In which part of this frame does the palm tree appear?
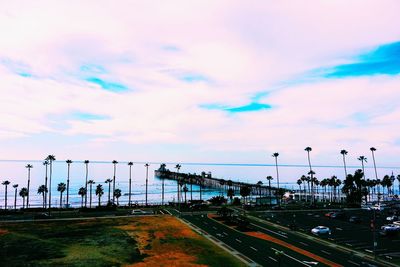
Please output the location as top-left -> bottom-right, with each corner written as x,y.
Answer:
300,175 -> 307,201
57,182 -> 66,208
319,179 -> 327,202
88,180 -> 95,208
114,188 -> 122,205
370,148 -> 379,185
183,185 -> 188,204
266,176 -> 273,205
45,155 -> 56,210
13,184 -> 18,210
304,147 -> 314,204
66,159 -> 72,208
2,181 -> 10,209
397,175 -> 400,196
96,184 -> 104,207
37,185 -> 48,208
25,164 -> 33,208
112,160 -> 118,203
19,187 -> 28,209
240,185 -> 251,205
357,156 -> 367,202
227,188 -> 235,203
175,164 -> 181,205
84,160 -> 89,207
296,179 -> 302,201
145,163 -> 149,206
160,163 -> 166,205
78,187 -> 86,208
105,179 -> 113,204
128,162 -> 133,206
272,152 -> 280,206
43,160 -> 49,208
340,150 -> 348,178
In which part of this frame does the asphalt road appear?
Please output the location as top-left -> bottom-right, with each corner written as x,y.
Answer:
181,213 -> 387,267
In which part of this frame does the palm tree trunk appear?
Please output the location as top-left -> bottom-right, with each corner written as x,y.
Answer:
60,192 -> 62,208
112,165 -> 116,203
89,184 -> 92,208
4,185 -> 8,209
108,183 -> 111,203
85,164 -> 88,207
14,188 -> 17,210
190,182 -> 193,203
129,166 -> 132,207
275,157 -> 280,206
49,161 -> 53,210
145,165 -> 149,206
81,196 -> 83,207
27,169 -> 30,208
23,196 -> 25,209
66,163 -> 70,207
98,195 -> 101,207
342,154 -> 348,178
42,194 -> 45,209
162,177 -> 164,206
44,164 -> 48,208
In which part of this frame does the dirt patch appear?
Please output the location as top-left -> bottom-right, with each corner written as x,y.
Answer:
0,229 -> 9,235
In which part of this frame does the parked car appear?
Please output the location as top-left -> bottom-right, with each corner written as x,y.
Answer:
324,212 -> 335,218
349,216 -> 362,223
131,209 -> 153,215
381,224 -> 400,231
311,226 -> 331,235
393,221 -> 400,227
386,215 -> 399,222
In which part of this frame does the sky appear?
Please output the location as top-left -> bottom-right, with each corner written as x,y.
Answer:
1,1 -> 400,183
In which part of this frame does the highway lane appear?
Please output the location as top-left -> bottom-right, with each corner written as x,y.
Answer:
247,216 -> 383,267
182,214 -> 330,267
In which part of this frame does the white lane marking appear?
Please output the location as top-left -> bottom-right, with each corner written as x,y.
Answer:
336,227 -> 343,231
250,246 -> 258,251
223,232 -> 228,236
268,256 -> 278,262
159,210 -> 164,214
299,241 -> 309,246
348,260 -> 361,266
251,223 -> 288,239
320,250 -> 331,255
164,209 -> 172,215
271,248 -> 312,267
236,239 -> 242,243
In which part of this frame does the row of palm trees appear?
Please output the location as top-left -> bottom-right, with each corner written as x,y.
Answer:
1,155 -> 151,209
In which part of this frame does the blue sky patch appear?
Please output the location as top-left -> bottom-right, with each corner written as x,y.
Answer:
201,102 -> 271,113
324,41 -> 400,78
73,112 -> 110,121
80,64 -> 107,74
181,74 -> 208,83
86,77 -> 128,92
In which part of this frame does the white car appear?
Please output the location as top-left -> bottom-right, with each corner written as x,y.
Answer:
381,224 -> 400,231
386,215 -> 398,222
311,226 -> 331,235
393,221 -> 400,227
131,209 -> 153,215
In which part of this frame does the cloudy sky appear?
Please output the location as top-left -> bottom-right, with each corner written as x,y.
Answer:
1,0 -> 400,170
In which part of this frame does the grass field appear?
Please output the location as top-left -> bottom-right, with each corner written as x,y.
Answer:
0,215 -> 245,267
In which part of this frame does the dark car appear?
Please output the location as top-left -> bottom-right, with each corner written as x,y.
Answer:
349,216 -> 362,223
330,212 -> 346,219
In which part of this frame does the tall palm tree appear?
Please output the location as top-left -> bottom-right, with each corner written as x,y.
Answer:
13,184 -> 18,210
300,175 -> 307,201
266,176 -> 273,205
2,181 -> 10,209
105,178 -> 113,204
114,188 -> 121,206
25,164 -> 33,208
88,180 -> 95,208
304,147 -> 314,204
296,179 -> 302,201
45,155 -> 56,210
145,163 -> 149,206
37,185 -> 48,208
370,148 -> 379,189
112,160 -> 118,203
57,182 -> 66,208
43,160 -> 49,208
128,162 -> 133,206
84,160 -> 89,207
19,187 -> 28,209
272,152 -> 280,206
78,187 -> 86,207
96,184 -> 104,207
65,159 -> 72,208
175,164 -> 181,205
340,150 -> 348,178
